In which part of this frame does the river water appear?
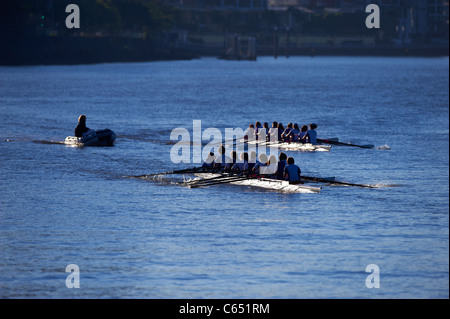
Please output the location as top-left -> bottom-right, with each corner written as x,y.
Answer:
0,56 -> 448,299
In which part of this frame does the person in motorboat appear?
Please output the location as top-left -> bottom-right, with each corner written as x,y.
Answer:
298,125 -> 310,144
68,115 -> 117,146
231,152 -> 249,173
74,114 -> 95,138
284,157 -> 302,183
307,123 -> 318,145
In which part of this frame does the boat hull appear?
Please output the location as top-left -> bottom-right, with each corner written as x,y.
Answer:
194,173 -> 321,193
65,129 -> 117,147
241,140 -> 331,152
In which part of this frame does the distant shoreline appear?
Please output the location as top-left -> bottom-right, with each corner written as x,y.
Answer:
1,35 -> 448,66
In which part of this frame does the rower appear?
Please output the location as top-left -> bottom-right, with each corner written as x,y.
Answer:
284,157 -> 302,183
244,123 -> 255,140
275,152 -> 287,180
224,151 -> 237,171
202,152 -> 216,169
255,121 -> 263,140
213,145 -> 231,169
231,152 -> 248,173
257,122 -> 269,141
298,125 -> 309,144
252,153 -> 268,174
287,123 -> 300,142
244,150 -> 257,173
262,154 -> 278,176
268,121 -> 278,142
307,123 -> 318,145
281,123 -> 293,142
277,123 -> 285,142
74,114 -> 95,138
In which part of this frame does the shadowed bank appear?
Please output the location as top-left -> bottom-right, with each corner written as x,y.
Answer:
0,0 -> 448,65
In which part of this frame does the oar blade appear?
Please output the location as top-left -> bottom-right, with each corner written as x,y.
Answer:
302,175 -> 377,188
317,138 -> 374,149
187,176 -> 248,188
125,166 -> 210,179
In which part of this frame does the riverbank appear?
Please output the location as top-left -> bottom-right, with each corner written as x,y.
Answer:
0,35 -> 199,66
1,35 -> 448,66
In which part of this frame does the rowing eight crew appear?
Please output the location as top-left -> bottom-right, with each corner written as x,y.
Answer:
202,145 -> 302,183
245,121 -> 318,144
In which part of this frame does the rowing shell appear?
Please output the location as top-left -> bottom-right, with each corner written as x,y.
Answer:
240,140 -> 331,152
193,173 -> 321,193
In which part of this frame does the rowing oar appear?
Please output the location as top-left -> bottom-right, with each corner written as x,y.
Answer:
235,139 -> 277,148
317,138 -> 374,149
187,175 -> 249,188
208,136 -> 242,147
302,176 -> 377,188
184,172 -> 235,185
128,166 -> 204,179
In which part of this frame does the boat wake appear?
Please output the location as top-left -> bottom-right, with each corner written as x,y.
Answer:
33,140 -> 66,145
124,173 -> 182,186
372,183 -> 405,188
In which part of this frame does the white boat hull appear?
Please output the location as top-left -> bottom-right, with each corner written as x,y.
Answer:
194,173 -> 321,193
241,140 -> 331,152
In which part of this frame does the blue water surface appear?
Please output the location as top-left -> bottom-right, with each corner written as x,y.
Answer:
0,56 -> 448,298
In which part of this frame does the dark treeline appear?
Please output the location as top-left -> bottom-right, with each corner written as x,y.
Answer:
0,0 -> 178,38
0,0 -> 448,65
0,1 -> 378,38
176,8 -> 375,37
0,0 -> 194,65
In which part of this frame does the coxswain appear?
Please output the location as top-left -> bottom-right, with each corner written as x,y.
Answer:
74,115 -> 94,138
283,157 -> 302,183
